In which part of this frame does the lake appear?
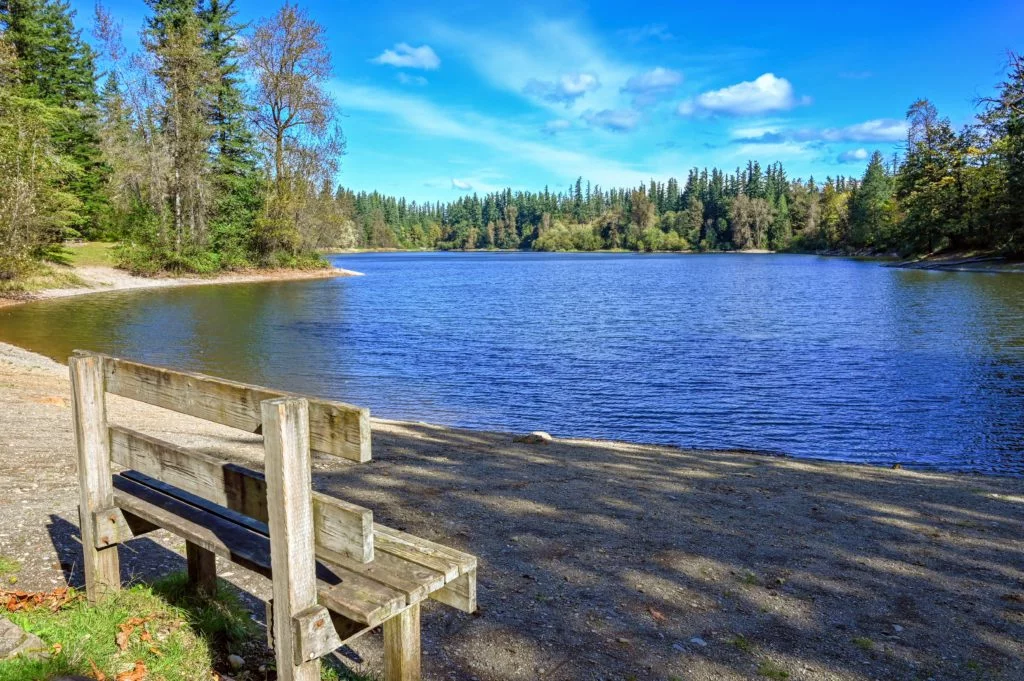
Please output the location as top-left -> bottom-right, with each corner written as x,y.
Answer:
2,252 -> 1023,475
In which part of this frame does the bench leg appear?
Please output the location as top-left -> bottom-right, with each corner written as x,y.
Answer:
71,355 -> 120,603
384,603 -> 421,681
185,541 -> 217,596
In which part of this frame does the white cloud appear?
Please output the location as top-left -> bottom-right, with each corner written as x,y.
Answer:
542,119 -> 573,135
397,73 -> 428,86
733,118 -> 908,145
428,19 -> 638,114
678,73 -> 805,116
838,148 -> 870,163
524,72 -> 601,106
451,178 -> 473,190
806,119 -> 907,143
372,43 -> 441,70
581,108 -> 641,132
331,80 -> 661,187
621,67 -> 683,106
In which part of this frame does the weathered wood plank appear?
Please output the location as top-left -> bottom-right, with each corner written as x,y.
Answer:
82,352 -> 371,462
291,605 -> 342,666
70,355 -> 120,602
109,425 -> 373,563
91,506 -> 159,548
374,525 -> 476,581
322,549 -> 445,604
431,568 -> 477,613
263,397 -> 322,681
383,603 -> 421,681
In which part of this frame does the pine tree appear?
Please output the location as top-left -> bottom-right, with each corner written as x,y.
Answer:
848,151 -> 894,248
199,0 -> 261,264
1,0 -> 106,236
769,194 -> 791,250
143,0 -> 215,254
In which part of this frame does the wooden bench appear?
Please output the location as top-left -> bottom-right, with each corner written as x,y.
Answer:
69,351 -> 477,681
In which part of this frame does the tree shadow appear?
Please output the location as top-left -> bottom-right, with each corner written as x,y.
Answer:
308,422 -> 1024,681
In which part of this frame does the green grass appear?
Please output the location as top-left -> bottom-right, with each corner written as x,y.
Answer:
0,557 -> 18,576
0,557 -> 19,585
0,261 -> 86,295
0,573 -> 373,681
852,636 -> 875,651
758,660 -> 790,679
730,633 -> 753,652
62,241 -> 118,268
0,583 -> 214,681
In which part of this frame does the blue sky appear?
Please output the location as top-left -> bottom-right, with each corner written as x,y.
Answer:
75,0 -> 1023,202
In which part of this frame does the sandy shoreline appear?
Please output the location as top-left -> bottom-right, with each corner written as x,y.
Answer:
1,340 -> 1021,680
0,263 -> 363,309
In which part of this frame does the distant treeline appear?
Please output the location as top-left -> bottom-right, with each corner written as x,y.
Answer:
1,1 -> 1022,284
343,56 -> 1024,257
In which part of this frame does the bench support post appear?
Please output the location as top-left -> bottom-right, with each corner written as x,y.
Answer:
384,603 -> 421,681
185,541 -> 217,596
70,354 -> 120,603
263,397 -> 322,681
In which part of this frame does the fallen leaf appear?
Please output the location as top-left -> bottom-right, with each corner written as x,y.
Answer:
116,661 -> 147,681
51,642 -> 63,654
89,658 -> 107,681
649,607 -> 667,623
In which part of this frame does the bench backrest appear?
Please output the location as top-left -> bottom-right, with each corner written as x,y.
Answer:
72,350 -> 374,564
91,352 -> 371,463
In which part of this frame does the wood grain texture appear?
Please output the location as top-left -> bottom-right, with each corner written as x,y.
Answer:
430,568 -> 477,613
81,351 -> 371,462
70,355 -> 120,602
262,397 -> 321,681
383,603 -> 421,681
109,425 -> 373,562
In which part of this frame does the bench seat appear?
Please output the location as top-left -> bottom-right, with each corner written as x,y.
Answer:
111,472 -> 477,635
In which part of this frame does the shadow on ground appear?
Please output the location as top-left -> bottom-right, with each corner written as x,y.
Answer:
305,422 -> 1024,681
41,421 -> 1024,681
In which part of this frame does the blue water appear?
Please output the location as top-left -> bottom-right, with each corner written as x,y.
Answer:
2,252 -> 1023,474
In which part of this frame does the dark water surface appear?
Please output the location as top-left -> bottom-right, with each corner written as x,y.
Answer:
2,252 -> 1023,474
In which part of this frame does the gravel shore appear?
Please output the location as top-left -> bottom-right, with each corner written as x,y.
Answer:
0,264 -> 361,309
1,340 -> 1022,680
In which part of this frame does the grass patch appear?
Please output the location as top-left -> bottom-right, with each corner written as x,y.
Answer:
0,557 -> 19,577
0,261 -> 86,295
852,636 -> 875,651
0,557 -> 19,585
0,574 -> 372,681
150,572 -> 257,646
62,242 -> 118,268
758,660 -> 790,679
0,584 -> 213,681
730,633 -> 753,653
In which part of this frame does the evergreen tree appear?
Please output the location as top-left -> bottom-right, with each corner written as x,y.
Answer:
200,0 -> 261,264
0,0 -> 106,236
848,151 -> 895,249
143,0 -> 215,254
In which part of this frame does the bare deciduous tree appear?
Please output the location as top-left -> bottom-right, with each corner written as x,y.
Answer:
247,3 -> 344,255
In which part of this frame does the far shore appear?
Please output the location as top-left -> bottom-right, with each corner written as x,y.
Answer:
0,263 -> 362,310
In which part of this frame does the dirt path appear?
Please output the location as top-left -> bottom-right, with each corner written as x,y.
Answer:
0,343 -> 1022,680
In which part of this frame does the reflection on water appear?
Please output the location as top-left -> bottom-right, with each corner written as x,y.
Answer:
1,253 -> 1022,475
